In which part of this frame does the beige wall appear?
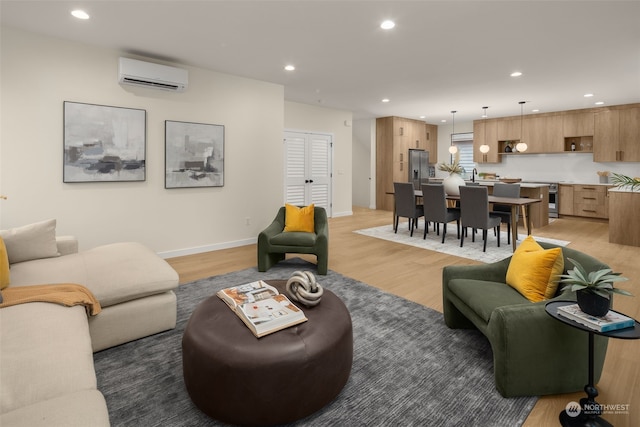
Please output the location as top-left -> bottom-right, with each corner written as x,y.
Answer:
1,27 -> 289,256
284,101 -> 353,217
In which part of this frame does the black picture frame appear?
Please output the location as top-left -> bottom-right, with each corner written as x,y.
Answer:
165,120 -> 225,189
63,101 -> 146,182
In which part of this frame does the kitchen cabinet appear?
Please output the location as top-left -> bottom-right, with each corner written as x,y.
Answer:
609,190 -> 640,247
594,106 -> 640,162
563,111 -> 594,137
376,116 -> 436,211
497,117 -> 521,142
523,115 -> 563,153
560,184 -> 611,219
473,120 -> 499,163
559,184 -> 574,215
425,123 -> 438,160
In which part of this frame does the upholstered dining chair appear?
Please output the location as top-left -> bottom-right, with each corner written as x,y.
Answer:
421,184 -> 460,243
459,185 -> 501,252
491,182 -> 521,245
393,182 -> 424,237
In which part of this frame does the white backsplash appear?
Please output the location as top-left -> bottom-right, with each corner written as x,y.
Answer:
452,153 -> 639,184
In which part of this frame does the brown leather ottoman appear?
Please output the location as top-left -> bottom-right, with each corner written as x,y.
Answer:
182,280 -> 353,426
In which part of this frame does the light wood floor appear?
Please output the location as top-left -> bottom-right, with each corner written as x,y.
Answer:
167,206 -> 640,427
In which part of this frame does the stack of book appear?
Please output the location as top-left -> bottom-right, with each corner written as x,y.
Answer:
557,304 -> 635,332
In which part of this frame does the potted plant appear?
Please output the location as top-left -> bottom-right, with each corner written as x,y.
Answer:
559,258 -> 632,317
438,151 -> 465,196
611,173 -> 640,191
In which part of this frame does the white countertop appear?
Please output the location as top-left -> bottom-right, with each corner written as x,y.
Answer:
430,179 -> 549,188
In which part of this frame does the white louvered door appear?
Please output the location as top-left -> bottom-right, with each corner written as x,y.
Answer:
284,131 -> 332,216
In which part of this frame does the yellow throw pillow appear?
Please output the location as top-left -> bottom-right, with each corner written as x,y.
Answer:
506,236 -> 564,302
284,204 -> 315,233
1,237 -> 10,289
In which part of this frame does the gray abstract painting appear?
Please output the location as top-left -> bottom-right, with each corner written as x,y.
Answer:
165,120 -> 224,188
63,101 -> 146,182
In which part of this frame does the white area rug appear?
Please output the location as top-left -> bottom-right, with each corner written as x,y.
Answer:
354,222 -> 570,264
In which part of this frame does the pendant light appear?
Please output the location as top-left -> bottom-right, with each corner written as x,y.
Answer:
448,110 -> 458,154
479,106 -> 490,162
516,101 -> 528,152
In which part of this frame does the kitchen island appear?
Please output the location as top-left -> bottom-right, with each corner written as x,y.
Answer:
608,188 -> 640,247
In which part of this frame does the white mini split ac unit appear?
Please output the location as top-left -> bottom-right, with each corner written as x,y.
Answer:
118,57 -> 188,92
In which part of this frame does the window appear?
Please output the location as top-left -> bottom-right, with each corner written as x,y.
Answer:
450,133 -> 474,177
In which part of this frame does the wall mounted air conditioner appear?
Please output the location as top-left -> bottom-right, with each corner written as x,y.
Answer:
118,57 -> 188,92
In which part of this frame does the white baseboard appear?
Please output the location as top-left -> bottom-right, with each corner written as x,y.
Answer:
157,210 -> 353,258
158,237 -> 256,259
332,210 -> 353,218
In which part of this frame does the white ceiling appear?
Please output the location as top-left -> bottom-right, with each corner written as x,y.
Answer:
2,0 -> 639,123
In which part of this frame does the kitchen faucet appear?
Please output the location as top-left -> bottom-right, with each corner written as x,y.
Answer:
472,168 -> 478,183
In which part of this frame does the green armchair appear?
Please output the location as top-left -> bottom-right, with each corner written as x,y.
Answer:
257,206 -> 329,275
442,243 -> 610,397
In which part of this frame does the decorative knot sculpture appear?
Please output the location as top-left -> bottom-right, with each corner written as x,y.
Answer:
285,270 -> 324,307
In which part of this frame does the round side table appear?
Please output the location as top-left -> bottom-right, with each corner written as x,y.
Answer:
545,300 -> 640,427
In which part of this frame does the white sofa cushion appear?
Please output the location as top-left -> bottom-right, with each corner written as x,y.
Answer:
0,219 -> 60,264
0,390 -> 110,427
0,303 -> 97,414
8,242 -> 179,308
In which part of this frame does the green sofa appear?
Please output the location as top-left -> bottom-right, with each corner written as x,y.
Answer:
442,242 -> 610,397
257,206 -> 329,275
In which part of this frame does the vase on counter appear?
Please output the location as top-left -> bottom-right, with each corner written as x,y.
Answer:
443,173 -> 465,196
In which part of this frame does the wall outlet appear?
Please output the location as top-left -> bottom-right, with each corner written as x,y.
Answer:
245,217 -> 251,225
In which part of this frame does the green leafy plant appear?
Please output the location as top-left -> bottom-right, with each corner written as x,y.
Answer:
560,258 -> 632,298
611,173 -> 640,191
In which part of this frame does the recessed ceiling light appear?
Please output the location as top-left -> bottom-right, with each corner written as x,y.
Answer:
381,20 -> 395,30
595,101 -> 605,105
381,98 -> 390,103
71,9 -> 90,19
532,109 -> 540,113
284,65 -> 295,71
419,115 -> 426,119
584,93 -> 594,98
510,71 -> 523,77
441,119 -> 447,123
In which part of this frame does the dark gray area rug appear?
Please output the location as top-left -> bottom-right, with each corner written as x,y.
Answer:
94,259 -> 537,426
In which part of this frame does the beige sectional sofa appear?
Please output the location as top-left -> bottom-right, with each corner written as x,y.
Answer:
0,219 -> 180,426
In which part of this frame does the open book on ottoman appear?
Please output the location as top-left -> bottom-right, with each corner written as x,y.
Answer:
217,280 -> 307,337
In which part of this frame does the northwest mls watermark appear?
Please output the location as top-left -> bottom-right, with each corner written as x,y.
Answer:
565,401 -> 631,417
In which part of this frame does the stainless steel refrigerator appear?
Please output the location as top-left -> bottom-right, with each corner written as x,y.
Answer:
408,149 -> 430,190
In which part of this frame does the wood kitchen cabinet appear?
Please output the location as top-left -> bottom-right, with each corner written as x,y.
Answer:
523,115 -> 563,153
609,190 -> 640,247
563,111 -> 594,137
376,116 -> 436,211
473,120 -> 499,163
594,106 -> 640,162
497,117 -> 521,142
559,184 -> 574,216
560,184 -> 612,219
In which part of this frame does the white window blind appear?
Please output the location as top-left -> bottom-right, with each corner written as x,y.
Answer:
450,133 -> 474,177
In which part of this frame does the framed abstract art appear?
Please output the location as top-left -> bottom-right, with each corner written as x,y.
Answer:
63,101 -> 146,182
165,120 -> 225,189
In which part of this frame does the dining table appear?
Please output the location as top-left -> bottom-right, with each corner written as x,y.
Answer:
396,190 -> 541,252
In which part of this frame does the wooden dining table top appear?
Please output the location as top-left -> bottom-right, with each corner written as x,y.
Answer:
441,193 -> 542,206
390,189 -> 542,206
